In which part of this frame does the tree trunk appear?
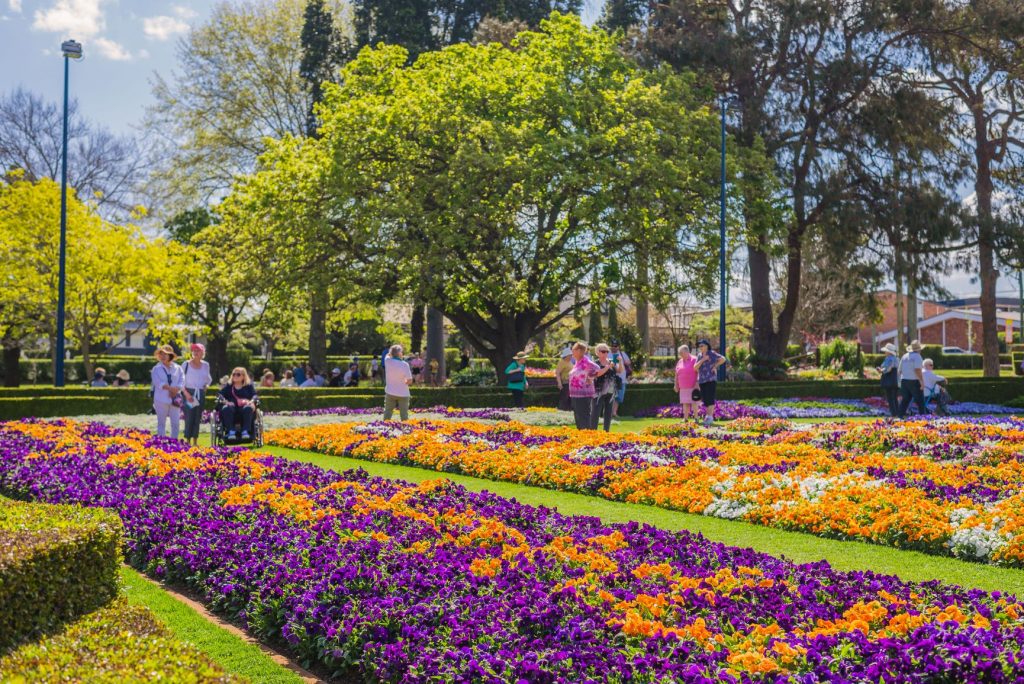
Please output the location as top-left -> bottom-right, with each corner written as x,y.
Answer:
309,291 -> 327,374
906,257 -> 918,344
425,307 -> 446,385
482,330 -> 525,386
970,104 -> 1000,376
3,343 -> 21,387
443,309 -> 539,384
636,255 -> 650,354
410,302 -> 425,353
207,335 -> 230,382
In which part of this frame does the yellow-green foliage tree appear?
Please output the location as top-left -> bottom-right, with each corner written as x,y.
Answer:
0,175 -> 188,384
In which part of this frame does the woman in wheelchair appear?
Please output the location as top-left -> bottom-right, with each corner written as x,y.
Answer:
219,367 -> 257,440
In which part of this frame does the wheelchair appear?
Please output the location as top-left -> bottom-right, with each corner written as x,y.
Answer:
211,395 -> 264,447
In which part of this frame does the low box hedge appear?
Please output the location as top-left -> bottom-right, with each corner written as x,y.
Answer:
0,498 -> 123,651
0,597 -> 245,683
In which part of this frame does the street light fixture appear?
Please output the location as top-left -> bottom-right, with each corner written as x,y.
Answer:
55,39 -> 82,387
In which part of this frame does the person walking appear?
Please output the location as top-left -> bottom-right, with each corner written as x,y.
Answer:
151,345 -> 185,439
673,345 -> 699,420
877,342 -> 900,417
693,339 -> 727,425
505,351 -> 529,408
896,340 -> 929,418
554,347 -> 573,411
609,341 -> 631,418
180,343 -> 212,445
591,343 -> 622,431
568,342 -> 608,430
383,344 -> 413,421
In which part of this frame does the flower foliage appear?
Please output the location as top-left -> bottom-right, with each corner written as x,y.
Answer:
269,416 -> 1024,566
2,419 -> 1024,681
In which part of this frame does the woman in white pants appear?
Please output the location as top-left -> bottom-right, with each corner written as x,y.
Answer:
151,345 -> 185,439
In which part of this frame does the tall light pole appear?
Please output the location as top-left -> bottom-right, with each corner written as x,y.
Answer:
55,39 -> 82,387
718,95 -> 729,381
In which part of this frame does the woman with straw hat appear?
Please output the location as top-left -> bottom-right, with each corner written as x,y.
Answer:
151,345 -> 185,439
876,342 -> 900,417
505,351 -> 530,408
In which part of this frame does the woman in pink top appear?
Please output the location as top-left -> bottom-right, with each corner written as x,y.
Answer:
567,341 -> 610,430
673,344 -> 699,420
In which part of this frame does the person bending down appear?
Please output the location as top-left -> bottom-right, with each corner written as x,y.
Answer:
219,367 -> 257,440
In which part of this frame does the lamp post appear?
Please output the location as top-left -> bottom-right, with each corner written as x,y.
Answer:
55,39 -> 82,388
718,95 -> 729,381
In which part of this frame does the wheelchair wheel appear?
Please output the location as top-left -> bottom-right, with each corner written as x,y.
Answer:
252,410 -> 264,448
210,411 -> 219,447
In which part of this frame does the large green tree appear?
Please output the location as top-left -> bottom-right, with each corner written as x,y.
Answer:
641,0 -> 925,375
909,1 -> 1024,376
235,14 -> 724,378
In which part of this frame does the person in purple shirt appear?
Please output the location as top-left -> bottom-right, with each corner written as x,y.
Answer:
693,339 -> 727,426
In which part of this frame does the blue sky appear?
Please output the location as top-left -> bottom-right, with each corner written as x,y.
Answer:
0,1 -> 226,136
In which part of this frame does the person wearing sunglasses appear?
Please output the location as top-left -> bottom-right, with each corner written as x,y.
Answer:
217,367 -> 257,440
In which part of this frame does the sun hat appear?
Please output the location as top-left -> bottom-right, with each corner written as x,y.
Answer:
514,351 -> 529,360
115,370 -> 130,381
190,342 -> 205,353
559,347 -> 572,358
882,343 -> 898,355
331,367 -> 342,375
908,339 -> 922,352
154,344 -> 177,360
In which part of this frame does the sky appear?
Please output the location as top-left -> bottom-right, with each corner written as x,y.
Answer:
0,0 -> 1015,303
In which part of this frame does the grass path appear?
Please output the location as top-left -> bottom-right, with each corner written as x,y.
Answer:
261,445 -> 1024,596
120,566 -> 312,683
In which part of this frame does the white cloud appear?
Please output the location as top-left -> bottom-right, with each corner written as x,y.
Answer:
9,0 -> 22,12
142,14 -> 189,41
172,4 -> 197,20
92,36 -> 132,61
33,0 -> 107,38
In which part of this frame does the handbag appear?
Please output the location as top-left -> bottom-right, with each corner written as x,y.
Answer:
691,387 -> 702,402
506,369 -> 525,384
164,368 -> 183,407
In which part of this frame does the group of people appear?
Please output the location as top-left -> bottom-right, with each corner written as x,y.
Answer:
877,339 -> 951,417
89,367 -> 132,387
150,343 -> 257,443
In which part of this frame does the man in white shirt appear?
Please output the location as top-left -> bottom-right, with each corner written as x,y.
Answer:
922,358 -> 950,416
383,344 -> 413,421
896,340 -> 929,418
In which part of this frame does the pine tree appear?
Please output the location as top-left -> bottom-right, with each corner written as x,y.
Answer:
300,0 -> 347,137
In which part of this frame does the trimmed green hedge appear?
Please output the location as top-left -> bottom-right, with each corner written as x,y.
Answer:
863,351 -> 1012,370
0,598 -> 245,683
0,498 -> 122,651
0,378 -> 1021,419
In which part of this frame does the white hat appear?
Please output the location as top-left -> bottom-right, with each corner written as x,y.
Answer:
908,340 -> 922,352
881,343 -> 897,355
331,367 -> 342,374
560,347 -> 572,358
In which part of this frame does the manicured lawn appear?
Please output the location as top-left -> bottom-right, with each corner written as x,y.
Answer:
260,445 -> 1024,596
120,566 -> 305,684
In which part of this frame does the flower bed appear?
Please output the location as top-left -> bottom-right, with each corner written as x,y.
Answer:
267,417 -> 1024,566
636,397 -> 1022,419
2,419 -> 1023,681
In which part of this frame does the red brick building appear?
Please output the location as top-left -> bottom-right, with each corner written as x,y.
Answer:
858,290 -> 1021,352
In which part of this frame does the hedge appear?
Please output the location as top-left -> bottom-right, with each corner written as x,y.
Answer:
0,498 -> 122,651
863,351 -> 1013,370
0,378 -> 1021,419
0,598 -> 245,683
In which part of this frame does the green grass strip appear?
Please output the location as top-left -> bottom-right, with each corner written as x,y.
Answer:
262,445 -> 1024,596
120,566 -> 304,684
